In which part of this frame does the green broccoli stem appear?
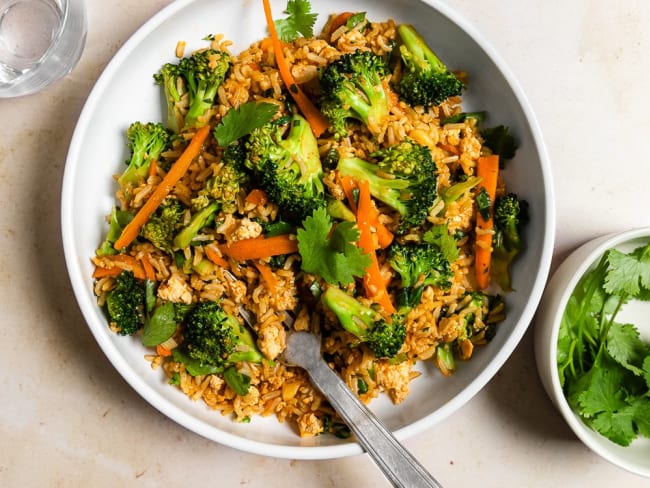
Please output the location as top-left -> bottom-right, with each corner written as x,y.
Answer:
337,157 -> 409,215
397,24 -> 446,73
321,286 -> 377,341
441,176 -> 483,204
173,202 -> 219,249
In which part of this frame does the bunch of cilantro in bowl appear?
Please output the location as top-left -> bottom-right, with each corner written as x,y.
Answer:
558,240 -> 650,447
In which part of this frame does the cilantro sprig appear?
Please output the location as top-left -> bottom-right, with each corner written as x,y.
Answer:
274,0 -> 318,42
297,207 -> 371,286
558,241 -> 650,446
213,101 -> 278,146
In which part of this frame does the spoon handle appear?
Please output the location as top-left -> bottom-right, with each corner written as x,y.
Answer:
304,358 -> 444,488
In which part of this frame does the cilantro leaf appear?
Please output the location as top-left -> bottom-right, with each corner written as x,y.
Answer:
274,0 -> 317,42
591,406 -> 637,446
297,207 -> 371,286
631,397 -> 650,438
423,224 -> 460,263
480,125 -> 518,162
604,244 -> 650,297
213,101 -> 278,146
606,322 -> 649,376
644,356 -> 650,389
573,360 -> 627,417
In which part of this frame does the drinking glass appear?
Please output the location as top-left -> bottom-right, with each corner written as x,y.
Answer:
0,0 -> 86,97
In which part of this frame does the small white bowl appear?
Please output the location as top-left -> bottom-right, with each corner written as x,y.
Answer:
534,227 -> 650,478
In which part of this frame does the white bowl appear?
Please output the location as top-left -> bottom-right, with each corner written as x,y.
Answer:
61,0 -> 554,459
534,228 -> 650,478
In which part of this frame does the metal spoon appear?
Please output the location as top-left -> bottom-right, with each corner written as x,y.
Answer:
284,331 -> 444,488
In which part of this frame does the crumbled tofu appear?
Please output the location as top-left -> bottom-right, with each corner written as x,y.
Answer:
297,412 -> 324,437
376,360 -> 413,404
256,321 -> 286,361
157,271 -> 193,304
231,217 -> 263,241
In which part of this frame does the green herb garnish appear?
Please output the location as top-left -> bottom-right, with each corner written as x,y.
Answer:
558,242 -> 650,446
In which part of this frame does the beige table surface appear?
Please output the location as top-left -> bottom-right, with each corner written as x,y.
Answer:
2,1 -> 650,486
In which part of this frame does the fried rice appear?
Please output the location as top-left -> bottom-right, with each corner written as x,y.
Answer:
92,12 -> 511,437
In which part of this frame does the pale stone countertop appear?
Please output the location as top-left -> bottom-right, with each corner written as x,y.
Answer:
1,1 -> 649,486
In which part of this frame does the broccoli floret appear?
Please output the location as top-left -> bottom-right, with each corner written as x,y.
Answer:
322,286 -> 406,359
178,49 -> 231,128
337,140 -> 438,233
193,144 -> 249,214
118,122 -> 171,188
141,198 -> 186,252
245,113 -> 325,223
395,24 -> 463,108
153,63 -> 186,133
97,207 -> 133,256
155,49 -> 231,131
320,49 -> 390,136
182,301 -> 263,368
173,201 -> 220,250
387,242 -> 453,308
491,193 -> 528,291
105,271 -> 146,335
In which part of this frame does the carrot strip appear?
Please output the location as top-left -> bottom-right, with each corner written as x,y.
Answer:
204,245 -> 230,269
328,12 -> 354,36
245,188 -> 268,206
156,344 -> 172,357
93,254 -> 146,280
141,254 -> 157,281
148,159 -> 158,178
356,179 -> 396,315
114,125 -> 210,250
262,0 -> 329,137
439,143 -> 460,155
338,173 -> 358,213
92,266 -> 122,279
254,260 -> 278,293
259,36 -> 274,52
369,203 -> 394,249
474,154 -> 499,290
218,234 -> 298,261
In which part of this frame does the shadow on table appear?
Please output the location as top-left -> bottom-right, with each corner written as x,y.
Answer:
482,322 -> 577,442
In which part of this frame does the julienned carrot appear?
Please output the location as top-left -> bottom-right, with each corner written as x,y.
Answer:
338,173 -> 358,213
338,172 -> 393,248
262,0 -> 329,137
254,260 -> 278,293
245,188 -> 268,206
93,254 -> 146,280
92,266 -> 122,279
148,159 -> 158,178
218,234 -> 298,261
114,125 -> 210,251
474,154 -> 500,290
156,344 -> 172,357
439,143 -> 460,155
367,201 -> 394,249
141,254 -> 156,281
356,179 -> 396,315
204,245 -> 230,269
327,12 -> 354,36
